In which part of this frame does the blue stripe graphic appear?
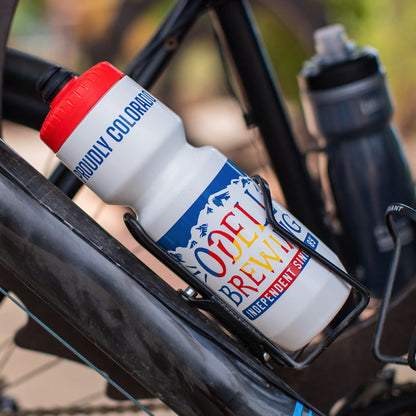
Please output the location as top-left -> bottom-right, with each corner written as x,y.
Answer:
157,160 -> 244,251
242,252 -> 310,321
293,402 -> 304,416
292,402 -> 314,416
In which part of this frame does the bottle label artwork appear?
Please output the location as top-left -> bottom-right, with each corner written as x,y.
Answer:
158,161 -> 320,321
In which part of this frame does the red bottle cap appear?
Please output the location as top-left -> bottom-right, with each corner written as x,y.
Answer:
40,62 -> 124,153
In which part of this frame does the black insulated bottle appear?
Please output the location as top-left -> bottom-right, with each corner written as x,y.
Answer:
298,24 -> 416,297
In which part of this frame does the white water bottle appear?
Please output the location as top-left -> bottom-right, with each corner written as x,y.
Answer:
39,62 -> 350,350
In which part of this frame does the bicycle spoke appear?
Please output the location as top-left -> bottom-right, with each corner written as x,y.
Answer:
0,285 -> 157,416
2,357 -> 61,390
0,341 -> 15,374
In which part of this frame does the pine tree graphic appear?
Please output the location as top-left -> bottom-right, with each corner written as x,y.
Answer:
241,178 -> 250,188
212,191 -> 230,207
172,253 -> 184,263
196,224 -> 208,237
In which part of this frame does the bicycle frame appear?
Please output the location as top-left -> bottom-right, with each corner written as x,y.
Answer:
1,0 -> 416,415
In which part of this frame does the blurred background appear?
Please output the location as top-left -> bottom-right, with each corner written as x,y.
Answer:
7,0 -> 416,134
6,0 -> 416,256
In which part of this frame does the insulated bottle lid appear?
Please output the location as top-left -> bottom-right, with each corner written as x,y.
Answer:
40,62 -> 124,152
298,25 -> 380,91
314,24 -> 350,63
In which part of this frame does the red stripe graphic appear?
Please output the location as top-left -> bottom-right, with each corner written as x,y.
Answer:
260,250 -> 309,299
242,250 -> 310,320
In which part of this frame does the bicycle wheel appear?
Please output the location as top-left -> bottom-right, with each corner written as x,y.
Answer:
0,121 -> 178,415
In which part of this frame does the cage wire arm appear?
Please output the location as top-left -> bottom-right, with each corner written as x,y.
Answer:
373,203 -> 416,370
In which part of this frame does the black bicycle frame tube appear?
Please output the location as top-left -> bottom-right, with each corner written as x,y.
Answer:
210,0 -> 329,241
0,138 -> 323,416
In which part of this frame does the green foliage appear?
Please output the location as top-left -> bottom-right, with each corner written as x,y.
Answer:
10,0 -> 46,38
255,6 -> 308,101
319,0 -> 416,132
321,0 -> 368,30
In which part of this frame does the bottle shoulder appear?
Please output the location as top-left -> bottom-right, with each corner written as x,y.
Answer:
136,145 -> 228,240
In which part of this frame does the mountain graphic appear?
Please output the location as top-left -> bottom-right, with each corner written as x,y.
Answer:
172,253 -> 184,263
169,175 -> 274,284
241,178 -> 250,188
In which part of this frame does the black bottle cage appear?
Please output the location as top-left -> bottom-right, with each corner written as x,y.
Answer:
373,203 -> 416,370
124,175 -> 369,369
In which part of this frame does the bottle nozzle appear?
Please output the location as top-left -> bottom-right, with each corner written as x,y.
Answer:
37,65 -> 76,106
313,24 -> 355,64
